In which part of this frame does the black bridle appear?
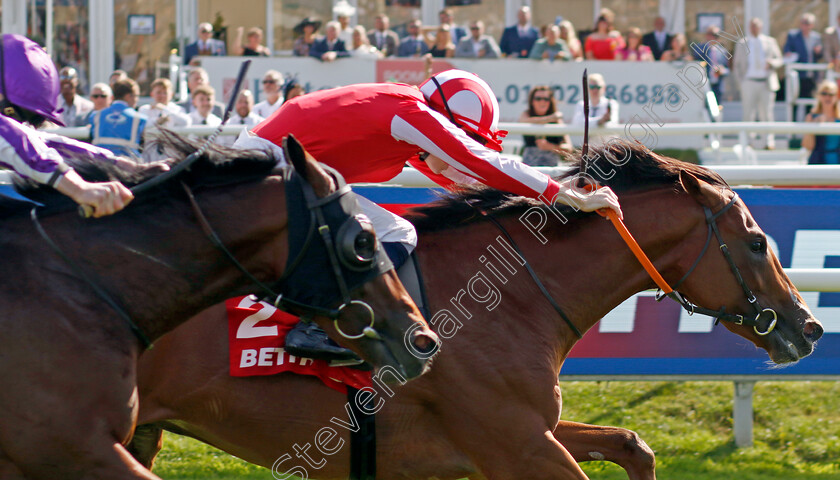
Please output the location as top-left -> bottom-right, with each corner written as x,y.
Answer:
658,191 -> 778,336
31,165 -> 392,348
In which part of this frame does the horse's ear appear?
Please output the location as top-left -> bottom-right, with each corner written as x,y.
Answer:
679,169 -> 722,209
283,134 -> 335,198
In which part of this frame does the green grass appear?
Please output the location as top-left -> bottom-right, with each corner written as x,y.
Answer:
152,381 -> 840,479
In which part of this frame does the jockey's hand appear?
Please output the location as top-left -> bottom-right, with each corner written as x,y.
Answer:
113,156 -> 171,175
55,169 -> 134,218
554,178 -> 623,220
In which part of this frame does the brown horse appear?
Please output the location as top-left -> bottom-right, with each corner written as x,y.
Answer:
0,135 -> 436,479
131,142 -> 823,479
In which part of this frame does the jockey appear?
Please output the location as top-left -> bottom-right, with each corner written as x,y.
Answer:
0,34 -> 133,217
235,69 -> 622,360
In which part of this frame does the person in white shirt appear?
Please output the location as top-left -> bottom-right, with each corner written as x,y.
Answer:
89,83 -> 113,114
733,17 -> 783,149
253,70 -> 284,119
138,78 -> 190,128
572,73 -> 619,127
454,21 -> 501,58
218,90 -> 263,147
350,25 -> 383,59
333,0 -> 356,46
57,66 -> 94,127
140,78 -> 192,163
189,85 -> 221,127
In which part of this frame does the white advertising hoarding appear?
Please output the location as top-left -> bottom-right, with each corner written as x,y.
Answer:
200,57 -> 711,148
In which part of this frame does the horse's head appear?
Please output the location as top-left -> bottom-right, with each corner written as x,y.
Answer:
279,135 -> 438,380
676,170 -> 823,364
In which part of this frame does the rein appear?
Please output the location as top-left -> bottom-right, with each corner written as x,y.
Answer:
469,203 -> 583,339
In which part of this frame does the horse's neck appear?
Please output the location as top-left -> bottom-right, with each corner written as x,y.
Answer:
417,188 -> 702,373
45,182 -> 286,342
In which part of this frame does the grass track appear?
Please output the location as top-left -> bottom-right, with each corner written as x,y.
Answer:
152,381 -> 840,479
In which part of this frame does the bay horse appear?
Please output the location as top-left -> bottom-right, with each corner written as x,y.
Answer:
0,134 -> 437,479
130,142 -> 823,479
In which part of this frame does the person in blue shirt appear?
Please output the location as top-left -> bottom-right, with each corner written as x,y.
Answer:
89,78 -> 147,157
309,21 -> 350,62
398,19 -> 430,57
499,6 -> 539,57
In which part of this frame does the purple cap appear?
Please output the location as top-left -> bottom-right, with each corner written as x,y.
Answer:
2,34 -> 64,126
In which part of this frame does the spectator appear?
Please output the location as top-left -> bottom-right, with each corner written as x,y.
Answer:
660,33 -> 692,62
398,19 -> 430,57
784,13 -> 823,122
455,21 -> 501,58
183,22 -> 226,65
310,21 -> 350,62
823,13 -> 840,69
584,14 -> 623,60
138,78 -> 190,129
518,85 -> 572,166
572,73 -> 619,128
189,85 -> 221,126
616,27 -> 653,61
333,0 -> 356,45
88,83 -> 113,113
559,20 -> 583,60
254,70 -> 284,119
733,17 -> 783,150
350,26 -> 383,59
804,80 -> 840,164
641,16 -> 673,61
293,17 -> 322,57
439,8 -> 466,44
529,24 -> 571,62
368,14 -> 400,57
428,25 -> 456,58
57,66 -> 94,127
218,90 -> 263,147
108,69 -> 128,89
89,78 -> 147,157
177,67 -> 224,117
282,77 -> 305,103
233,27 -> 271,57
500,6 -> 540,58
692,25 -> 730,104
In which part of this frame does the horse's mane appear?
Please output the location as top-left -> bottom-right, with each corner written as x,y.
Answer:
406,140 -> 729,232
0,130 -> 278,216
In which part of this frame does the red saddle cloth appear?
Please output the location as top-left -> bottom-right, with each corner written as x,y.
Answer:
226,295 -> 372,394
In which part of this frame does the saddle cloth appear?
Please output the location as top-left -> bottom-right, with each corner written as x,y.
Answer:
226,295 -> 372,394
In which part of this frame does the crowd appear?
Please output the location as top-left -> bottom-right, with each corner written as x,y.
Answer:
284,5 -> 704,65
52,62 -> 303,163
48,4 -> 840,168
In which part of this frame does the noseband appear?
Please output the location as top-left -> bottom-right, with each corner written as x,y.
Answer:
658,192 -> 777,336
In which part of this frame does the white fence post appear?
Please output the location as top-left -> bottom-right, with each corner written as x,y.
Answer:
733,381 -> 755,447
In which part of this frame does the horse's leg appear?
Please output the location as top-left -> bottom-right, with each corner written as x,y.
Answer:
553,420 -> 656,480
126,424 -> 165,471
441,414 -> 590,480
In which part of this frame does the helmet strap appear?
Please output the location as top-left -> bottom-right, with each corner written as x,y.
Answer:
430,75 -> 461,128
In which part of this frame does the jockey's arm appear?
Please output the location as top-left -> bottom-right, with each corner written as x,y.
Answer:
395,105 -> 622,218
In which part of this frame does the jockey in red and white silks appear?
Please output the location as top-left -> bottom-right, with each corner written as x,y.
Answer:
236,70 -> 622,263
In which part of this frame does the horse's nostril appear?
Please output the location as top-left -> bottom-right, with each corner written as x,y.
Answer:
413,332 -> 440,356
804,321 -> 824,343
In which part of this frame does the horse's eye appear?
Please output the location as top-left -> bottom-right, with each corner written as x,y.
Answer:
750,238 -> 767,253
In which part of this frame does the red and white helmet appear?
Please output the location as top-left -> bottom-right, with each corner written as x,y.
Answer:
419,69 -> 507,152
